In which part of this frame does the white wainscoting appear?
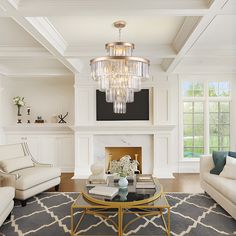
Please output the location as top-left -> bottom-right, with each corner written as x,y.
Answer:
4,125 -> 74,172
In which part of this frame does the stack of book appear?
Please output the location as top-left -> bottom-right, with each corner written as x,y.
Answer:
136,174 -> 156,189
86,179 -> 107,187
89,186 -> 119,198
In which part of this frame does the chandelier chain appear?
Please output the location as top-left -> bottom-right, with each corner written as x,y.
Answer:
119,28 -> 121,41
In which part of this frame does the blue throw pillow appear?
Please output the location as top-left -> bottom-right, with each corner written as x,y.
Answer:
210,151 -> 228,175
229,151 -> 236,158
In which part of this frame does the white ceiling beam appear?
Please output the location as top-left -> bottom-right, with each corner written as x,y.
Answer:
64,44 -> 176,59
25,17 -> 67,55
0,46 -> 54,58
0,0 -> 76,73
0,4 -> 7,16
14,0 -> 210,16
185,47 -> 236,58
172,16 -> 202,53
163,0 -> 230,73
4,72 -> 72,77
0,64 -> 8,75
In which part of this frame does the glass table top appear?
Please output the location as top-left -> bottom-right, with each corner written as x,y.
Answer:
74,176 -> 165,207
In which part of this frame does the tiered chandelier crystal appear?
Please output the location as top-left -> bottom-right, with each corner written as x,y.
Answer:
90,21 -> 150,113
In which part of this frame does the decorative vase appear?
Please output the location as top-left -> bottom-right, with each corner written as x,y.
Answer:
17,105 -> 22,116
118,177 -> 128,188
118,188 -> 128,201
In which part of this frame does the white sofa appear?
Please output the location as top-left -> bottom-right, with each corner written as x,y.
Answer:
0,143 -> 61,206
200,155 -> 236,219
0,186 -> 15,226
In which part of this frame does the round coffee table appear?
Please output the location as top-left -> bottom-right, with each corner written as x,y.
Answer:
71,178 -> 170,236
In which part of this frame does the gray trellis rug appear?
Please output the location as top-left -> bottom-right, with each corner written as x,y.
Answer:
0,192 -> 235,236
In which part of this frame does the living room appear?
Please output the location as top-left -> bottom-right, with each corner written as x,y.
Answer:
0,0 -> 235,235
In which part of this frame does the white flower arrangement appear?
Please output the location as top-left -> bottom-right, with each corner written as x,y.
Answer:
13,96 -> 26,107
110,155 -> 139,177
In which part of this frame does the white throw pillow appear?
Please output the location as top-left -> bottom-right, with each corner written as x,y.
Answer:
0,155 -> 34,173
219,156 -> 236,180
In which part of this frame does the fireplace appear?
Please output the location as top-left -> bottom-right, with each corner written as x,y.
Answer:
105,147 -> 142,173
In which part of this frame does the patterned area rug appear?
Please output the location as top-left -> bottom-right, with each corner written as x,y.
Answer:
0,192 -> 235,236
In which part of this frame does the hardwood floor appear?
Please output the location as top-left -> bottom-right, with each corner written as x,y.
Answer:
48,173 -> 203,193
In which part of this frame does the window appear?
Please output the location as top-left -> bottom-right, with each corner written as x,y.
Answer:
209,102 -> 230,152
209,81 -> 230,97
181,80 -> 230,158
183,102 -> 204,157
182,82 -> 204,97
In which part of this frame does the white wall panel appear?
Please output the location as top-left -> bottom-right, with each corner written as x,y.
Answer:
157,88 -> 169,123
74,134 -> 93,178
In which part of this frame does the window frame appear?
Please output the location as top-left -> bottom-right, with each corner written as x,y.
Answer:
179,78 -> 231,161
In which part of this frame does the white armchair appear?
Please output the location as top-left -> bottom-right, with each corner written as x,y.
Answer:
0,186 -> 14,226
0,143 -> 61,206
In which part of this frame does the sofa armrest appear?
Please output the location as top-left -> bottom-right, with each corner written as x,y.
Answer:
32,159 -> 53,167
0,170 -> 20,187
23,142 -> 53,167
33,163 -> 53,167
200,155 -> 214,179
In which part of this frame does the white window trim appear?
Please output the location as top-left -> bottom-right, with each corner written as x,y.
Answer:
179,79 -> 231,162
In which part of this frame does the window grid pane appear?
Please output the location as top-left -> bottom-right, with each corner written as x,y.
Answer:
209,81 -> 230,97
183,82 -> 204,97
209,102 -> 230,153
183,102 -> 204,158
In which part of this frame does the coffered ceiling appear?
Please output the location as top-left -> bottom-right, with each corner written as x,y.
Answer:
0,0 -> 235,77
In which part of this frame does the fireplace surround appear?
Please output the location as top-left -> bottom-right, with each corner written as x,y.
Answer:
74,125 -> 176,179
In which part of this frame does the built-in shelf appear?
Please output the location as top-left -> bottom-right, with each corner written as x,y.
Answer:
3,123 -> 74,133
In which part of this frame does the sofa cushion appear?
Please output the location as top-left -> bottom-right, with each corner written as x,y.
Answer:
229,151 -> 236,158
210,151 -> 228,175
0,155 -> 34,173
13,166 -> 61,190
220,156 -> 236,180
203,172 -> 236,204
0,187 -> 15,213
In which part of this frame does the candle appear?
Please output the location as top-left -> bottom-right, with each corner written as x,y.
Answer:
27,107 -> 31,115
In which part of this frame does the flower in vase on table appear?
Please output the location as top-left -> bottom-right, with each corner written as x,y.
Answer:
110,155 -> 138,177
13,96 -> 26,107
13,96 -> 26,117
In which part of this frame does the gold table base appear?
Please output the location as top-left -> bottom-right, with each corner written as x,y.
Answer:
71,193 -> 170,236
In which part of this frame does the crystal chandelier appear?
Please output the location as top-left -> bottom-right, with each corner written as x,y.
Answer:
90,21 -> 150,113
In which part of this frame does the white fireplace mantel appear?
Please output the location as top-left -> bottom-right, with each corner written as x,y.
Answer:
73,124 -> 176,134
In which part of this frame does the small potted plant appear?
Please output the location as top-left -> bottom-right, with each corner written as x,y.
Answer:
13,96 -> 26,122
